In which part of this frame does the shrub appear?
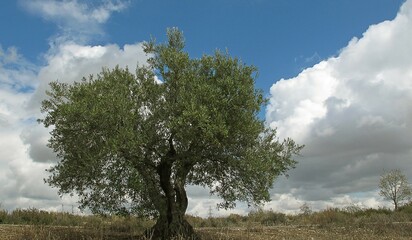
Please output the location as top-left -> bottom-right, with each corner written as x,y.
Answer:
248,209 -> 286,226
0,209 -> 7,224
360,207 -> 392,217
342,204 -> 362,215
226,214 -> 247,225
9,208 -> 54,225
398,201 -> 412,214
311,207 -> 350,226
185,215 -> 205,228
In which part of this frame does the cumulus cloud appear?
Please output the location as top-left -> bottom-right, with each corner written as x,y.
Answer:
0,45 -> 50,210
0,42 -> 150,210
20,0 -> 129,42
0,45 -> 36,136
30,42 -> 149,110
0,0 -> 148,210
0,45 -> 37,93
266,0 -> 412,210
261,191 -> 389,215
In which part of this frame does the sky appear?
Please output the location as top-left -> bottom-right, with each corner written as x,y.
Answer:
0,0 -> 411,217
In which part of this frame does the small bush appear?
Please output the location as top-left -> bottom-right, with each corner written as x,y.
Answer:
9,208 -> 54,225
226,214 -> 247,225
398,202 -> 412,214
185,215 -> 205,228
359,207 -> 392,217
248,209 -> 286,226
311,208 -> 350,226
0,209 -> 7,224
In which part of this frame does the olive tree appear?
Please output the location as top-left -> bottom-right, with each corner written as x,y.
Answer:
379,169 -> 412,211
39,28 -> 302,239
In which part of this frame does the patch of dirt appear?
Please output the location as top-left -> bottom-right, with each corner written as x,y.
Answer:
197,225 -> 412,240
0,225 -> 23,240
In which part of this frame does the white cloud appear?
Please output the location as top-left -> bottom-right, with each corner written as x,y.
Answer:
22,0 -> 128,24
267,61 -> 339,142
262,191 -> 390,215
266,0 -> 412,210
21,0 -> 129,42
0,39 -> 149,211
187,197 -> 249,217
0,45 -> 57,210
0,45 -> 38,93
30,42 -> 149,110
0,0 -> 152,213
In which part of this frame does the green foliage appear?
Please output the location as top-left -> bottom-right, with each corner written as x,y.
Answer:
0,208 -> 86,226
39,28 -> 302,218
0,209 -> 7,224
10,208 -> 53,225
354,207 -> 392,217
398,201 -> 412,214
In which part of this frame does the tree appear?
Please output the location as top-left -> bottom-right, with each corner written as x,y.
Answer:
299,202 -> 312,215
39,28 -> 302,239
379,169 -> 412,211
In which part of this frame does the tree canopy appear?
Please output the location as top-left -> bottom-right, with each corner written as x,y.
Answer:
39,28 -> 302,239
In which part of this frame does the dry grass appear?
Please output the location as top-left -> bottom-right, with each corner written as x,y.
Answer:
198,223 -> 412,240
1,206 -> 412,239
2,224 -> 412,240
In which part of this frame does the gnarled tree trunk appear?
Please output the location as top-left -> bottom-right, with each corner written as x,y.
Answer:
145,141 -> 199,240
147,212 -> 198,240
145,177 -> 199,239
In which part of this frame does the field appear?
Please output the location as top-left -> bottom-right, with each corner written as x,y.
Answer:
1,206 -> 412,239
2,223 -> 412,240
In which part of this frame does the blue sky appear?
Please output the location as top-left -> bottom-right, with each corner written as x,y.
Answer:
1,0 -> 404,94
1,0 -> 411,216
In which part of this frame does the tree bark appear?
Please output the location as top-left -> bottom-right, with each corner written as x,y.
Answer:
145,171 -> 199,239
144,138 -> 199,240
146,211 -> 198,240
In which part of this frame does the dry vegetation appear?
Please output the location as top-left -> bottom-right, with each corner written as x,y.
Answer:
1,204 -> 412,239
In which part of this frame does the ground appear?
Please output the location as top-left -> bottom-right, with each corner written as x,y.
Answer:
1,223 -> 412,240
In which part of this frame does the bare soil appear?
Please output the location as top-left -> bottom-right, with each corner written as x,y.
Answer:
198,225 -> 410,240
0,225 -> 22,240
